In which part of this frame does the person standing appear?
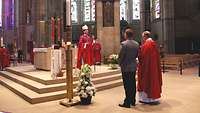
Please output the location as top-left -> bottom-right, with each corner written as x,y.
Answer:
92,36 -> 101,65
118,28 -> 139,108
120,17 -> 128,42
137,31 -> 162,104
77,25 -> 93,69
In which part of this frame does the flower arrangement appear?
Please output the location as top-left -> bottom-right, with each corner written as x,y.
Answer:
75,64 -> 96,99
108,54 -> 119,64
108,54 -> 119,69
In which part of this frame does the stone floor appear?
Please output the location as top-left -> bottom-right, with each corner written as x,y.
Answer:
0,66 -> 200,113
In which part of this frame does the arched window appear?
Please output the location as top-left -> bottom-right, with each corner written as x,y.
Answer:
151,0 -> 160,19
0,0 -> 2,27
71,0 -> 78,23
120,0 -> 127,20
83,0 -> 95,22
133,0 -> 140,20
84,0 -> 91,22
91,0 -> 95,21
4,0 -> 14,29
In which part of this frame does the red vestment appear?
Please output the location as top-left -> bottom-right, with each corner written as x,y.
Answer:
137,38 -> 162,99
0,48 -> 10,68
77,34 -> 93,69
92,41 -> 101,63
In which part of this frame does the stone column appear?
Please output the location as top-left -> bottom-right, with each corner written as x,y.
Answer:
77,0 -> 84,24
18,0 -> 28,58
1,0 -> 5,42
161,0 -> 175,53
127,0 -> 133,23
140,0 -> 151,32
96,0 -> 120,56
14,0 -> 19,49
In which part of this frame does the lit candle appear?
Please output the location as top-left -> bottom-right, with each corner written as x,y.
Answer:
66,0 -> 71,26
1,37 -> 3,47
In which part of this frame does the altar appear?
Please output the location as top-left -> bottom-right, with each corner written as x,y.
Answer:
33,48 -> 52,70
33,47 -> 77,71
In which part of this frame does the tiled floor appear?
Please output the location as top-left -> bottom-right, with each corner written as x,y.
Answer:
0,66 -> 200,113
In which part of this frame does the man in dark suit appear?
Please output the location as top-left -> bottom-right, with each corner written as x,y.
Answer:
118,28 -> 139,108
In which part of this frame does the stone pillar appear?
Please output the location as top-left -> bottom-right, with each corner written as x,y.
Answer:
1,0 -> 5,42
77,0 -> 83,24
161,0 -> 175,53
18,0 -> 28,59
96,0 -> 120,56
15,0 -> 19,47
140,0 -> 151,32
127,0 -> 133,23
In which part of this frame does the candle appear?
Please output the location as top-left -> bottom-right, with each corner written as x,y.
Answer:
66,0 -> 71,26
58,18 -> 61,41
51,17 -> 55,43
1,37 -> 3,47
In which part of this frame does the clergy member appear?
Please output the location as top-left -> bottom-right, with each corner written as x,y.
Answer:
92,36 -> 101,65
77,25 -> 93,69
137,31 -> 162,104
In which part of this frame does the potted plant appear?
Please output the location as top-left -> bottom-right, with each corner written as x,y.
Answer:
75,64 -> 96,105
108,54 -> 119,69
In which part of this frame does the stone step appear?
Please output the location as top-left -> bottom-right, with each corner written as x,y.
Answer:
6,68 -> 120,85
0,75 -> 122,104
0,71 -> 122,94
0,75 -> 66,104
0,71 -> 66,94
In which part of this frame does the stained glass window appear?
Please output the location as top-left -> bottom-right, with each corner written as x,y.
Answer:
133,0 -> 140,20
84,0 -> 91,22
83,0 -> 95,22
11,0 -> 14,27
120,0 -> 127,20
91,0 -> 95,21
71,0 -> 78,23
0,0 -> 2,27
4,0 -> 14,29
151,0 -> 160,19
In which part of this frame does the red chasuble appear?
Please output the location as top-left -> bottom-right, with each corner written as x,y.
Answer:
0,48 -> 10,67
137,38 -> 162,99
77,34 -> 93,69
92,41 -> 101,63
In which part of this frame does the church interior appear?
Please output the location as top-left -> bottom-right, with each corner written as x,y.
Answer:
0,0 -> 200,113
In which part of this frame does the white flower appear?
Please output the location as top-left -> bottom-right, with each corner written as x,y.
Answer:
86,86 -> 91,91
82,92 -> 88,98
84,81 -> 88,85
81,86 -> 85,90
88,91 -> 93,96
79,79 -> 83,82
75,64 -> 96,98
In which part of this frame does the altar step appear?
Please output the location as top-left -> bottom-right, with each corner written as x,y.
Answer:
0,69 -> 122,104
6,68 -> 121,85
0,71 -> 122,94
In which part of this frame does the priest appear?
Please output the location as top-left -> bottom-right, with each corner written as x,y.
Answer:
137,31 -> 162,104
77,25 -> 93,69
